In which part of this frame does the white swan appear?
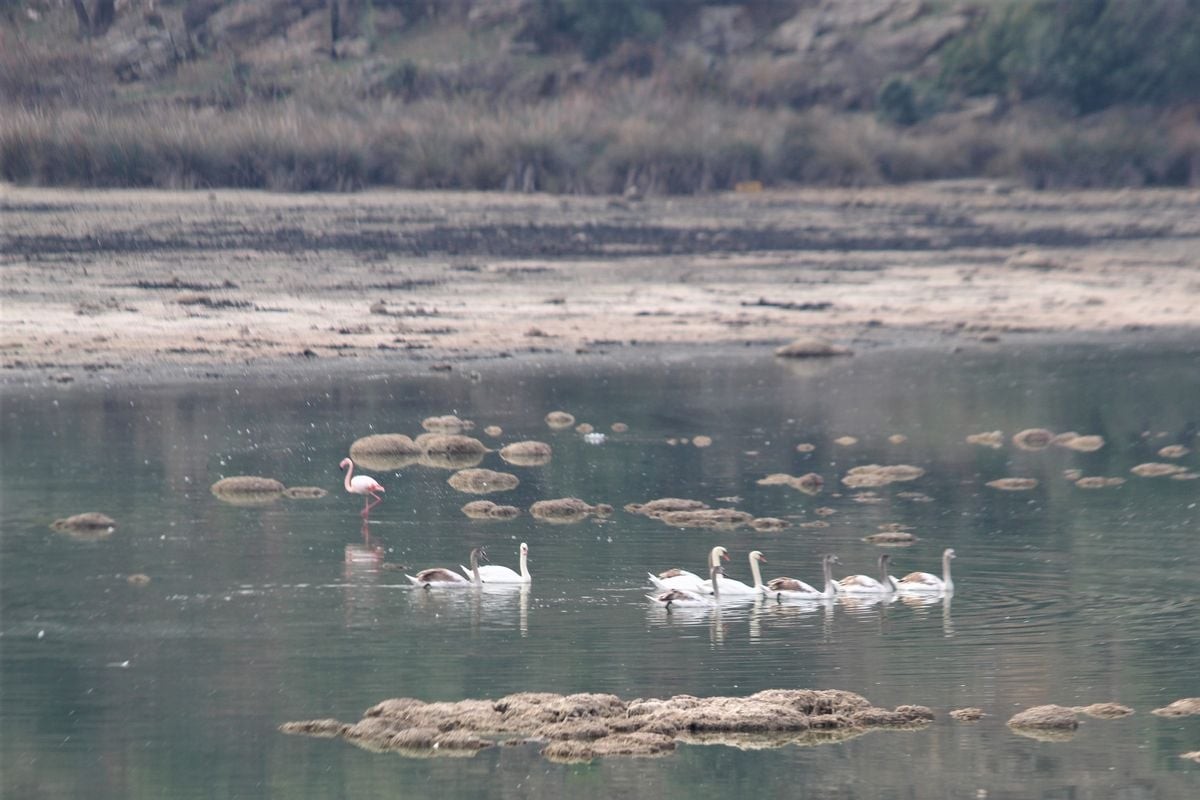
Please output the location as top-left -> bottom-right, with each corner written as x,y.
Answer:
764,554 -> 839,601
462,542 -> 531,584
649,546 -> 729,592
647,565 -> 723,608
837,554 -> 897,594
894,548 -> 955,593
695,550 -> 767,596
408,547 -> 483,588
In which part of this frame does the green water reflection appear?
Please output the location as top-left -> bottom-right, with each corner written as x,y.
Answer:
2,342 -> 1198,799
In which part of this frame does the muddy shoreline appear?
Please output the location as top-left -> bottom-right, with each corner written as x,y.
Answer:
3,182 -> 1198,388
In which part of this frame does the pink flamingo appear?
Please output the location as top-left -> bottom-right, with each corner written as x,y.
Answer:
339,458 -> 385,519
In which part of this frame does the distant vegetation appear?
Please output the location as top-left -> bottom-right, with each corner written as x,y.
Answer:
1,0 -> 1197,193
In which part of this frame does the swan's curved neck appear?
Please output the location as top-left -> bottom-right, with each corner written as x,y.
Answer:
879,559 -> 895,591
343,461 -> 354,492
943,552 -> 954,591
708,547 -> 722,569
519,548 -> 530,581
822,558 -> 836,596
470,551 -> 480,585
710,566 -> 720,599
749,555 -> 763,590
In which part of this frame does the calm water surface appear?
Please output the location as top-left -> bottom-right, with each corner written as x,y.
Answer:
2,343 -> 1199,799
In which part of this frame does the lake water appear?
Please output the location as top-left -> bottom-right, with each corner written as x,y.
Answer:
2,342 -> 1198,799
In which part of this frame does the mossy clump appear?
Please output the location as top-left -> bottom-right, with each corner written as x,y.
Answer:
986,477 -> 1038,491
447,469 -> 520,494
349,434 -> 422,470
499,441 -> 553,467
967,431 -> 1004,449
210,477 -> 285,505
774,338 -> 852,358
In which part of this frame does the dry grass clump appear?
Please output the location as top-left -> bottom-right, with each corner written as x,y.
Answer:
447,468 -> 520,495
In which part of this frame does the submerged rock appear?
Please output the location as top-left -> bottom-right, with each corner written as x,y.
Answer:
757,472 -> 824,495
1007,704 -> 1079,731
774,338 -> 852,358
1013,428 -> 1055,451
447,469 -> 520,495
349,434 -> 422,470
499,441 -> 553,467
967,431 -> 1004,449
210,477 -> 285,506
986,478 -> 1038,491
545,411 -> 576,429
949,707 -> 985,721
1151,698 -> 1200,717
283,486 -> 328,499
1131,462 -> 1187,477
461,501 -> 521,520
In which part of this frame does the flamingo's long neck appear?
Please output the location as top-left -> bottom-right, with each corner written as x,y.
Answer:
749,555 -> 763,590
943,552 -> 954,592
343,461 -> 355,493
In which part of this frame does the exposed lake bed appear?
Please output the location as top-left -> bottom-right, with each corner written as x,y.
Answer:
2,184 -> 1199,797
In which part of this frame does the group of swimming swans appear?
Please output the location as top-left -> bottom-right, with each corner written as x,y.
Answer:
402,540 -> 956,607
646,546 -> 955,608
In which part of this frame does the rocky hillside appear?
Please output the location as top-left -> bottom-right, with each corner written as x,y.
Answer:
2,1 -> 1197,191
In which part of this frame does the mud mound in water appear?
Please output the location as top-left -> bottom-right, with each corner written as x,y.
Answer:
530,498 -> 613,524
863,524 -> 919,545
1053,433 -> 1105,452
1131,462 -> 1187,477
757,473 -> 824,495
349,434 -> 422,470
1012,428 -> 1055,451
416,434 -> 489,469
461,501 -> 521,520
499,441 -> 553,467
610,422 -> 629,433
1151,698 -> 1200,717
422,415 -> 474,434
50,512 -> 117,535
657,508 -> 754,530
210,476 -> 285,506
545,411 -> 575,429
1157,444 -> 1191,458
967,431 -> 1004,449
1007,704 -> 1079,731
949,707 -> 985,721
1073,476 -> 1125,489
833,436 -> 858,447
624,498 -> 710,516
774,338 -> 852,358
483,425 -> 503,437
282,688 -> 921,763
986,478 -> 1038,491
841,464 -> 925,488
750,517 -> 790,531
1075,702 -> 1133,719
283,486 -> 328,499
795,443 -> 816,452
447,469 -> 520,495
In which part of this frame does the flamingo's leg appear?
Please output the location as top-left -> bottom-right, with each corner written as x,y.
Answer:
364,493 -> 384,515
